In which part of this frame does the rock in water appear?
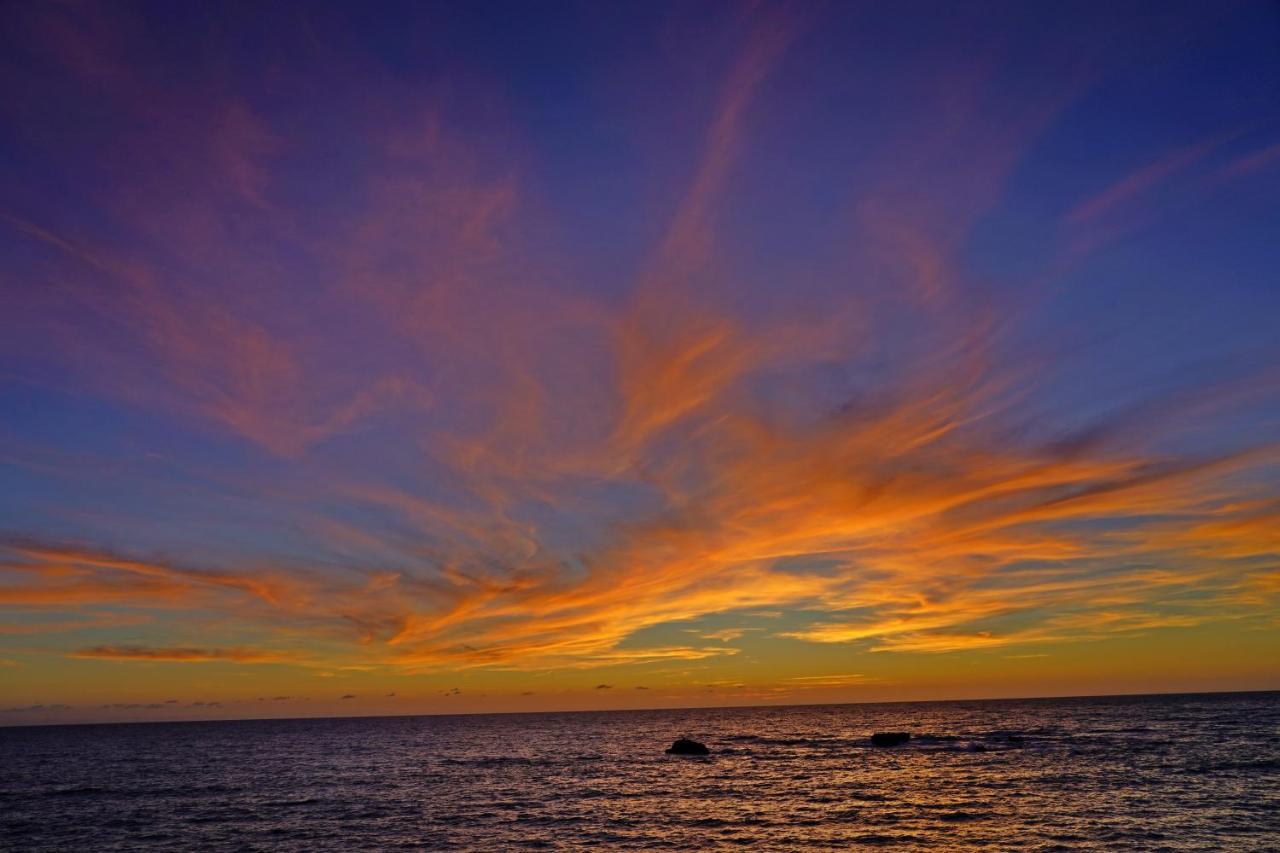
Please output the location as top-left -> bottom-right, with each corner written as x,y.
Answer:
870,732 -> 911,747
666,738 -> 710,755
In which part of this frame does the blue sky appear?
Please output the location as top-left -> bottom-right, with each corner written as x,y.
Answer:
1,1 -> 1278,723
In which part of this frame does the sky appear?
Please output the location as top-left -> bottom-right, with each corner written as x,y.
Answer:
1,0 -> 1278,726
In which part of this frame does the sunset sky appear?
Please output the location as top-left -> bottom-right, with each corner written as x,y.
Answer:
2,1 -> 1278,725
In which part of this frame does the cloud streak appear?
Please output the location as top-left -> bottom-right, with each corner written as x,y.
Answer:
70,646 -> 298,664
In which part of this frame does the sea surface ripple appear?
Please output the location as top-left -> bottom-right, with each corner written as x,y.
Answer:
2,692 -> 1278,850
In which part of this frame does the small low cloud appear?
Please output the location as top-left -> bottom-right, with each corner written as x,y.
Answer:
634,685 -> 649,690
340,694 -> 355,699
595,683 -> 612,690
385,692 -> 396,698
3,704 -> 72,713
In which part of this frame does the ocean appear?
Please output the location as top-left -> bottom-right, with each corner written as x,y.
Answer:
2,692 -> 1277,850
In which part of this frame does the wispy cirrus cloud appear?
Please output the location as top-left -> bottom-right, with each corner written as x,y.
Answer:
1064,135 -> 1232,226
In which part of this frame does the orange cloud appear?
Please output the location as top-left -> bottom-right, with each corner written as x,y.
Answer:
4,300 -> 1277,674
1,541 -> 299,609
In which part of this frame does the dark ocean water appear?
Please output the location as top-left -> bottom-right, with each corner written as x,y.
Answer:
2,692 -> 1278,851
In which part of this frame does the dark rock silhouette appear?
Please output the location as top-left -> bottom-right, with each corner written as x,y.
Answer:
870,732 -> 911,747
666,737 -> 710,755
